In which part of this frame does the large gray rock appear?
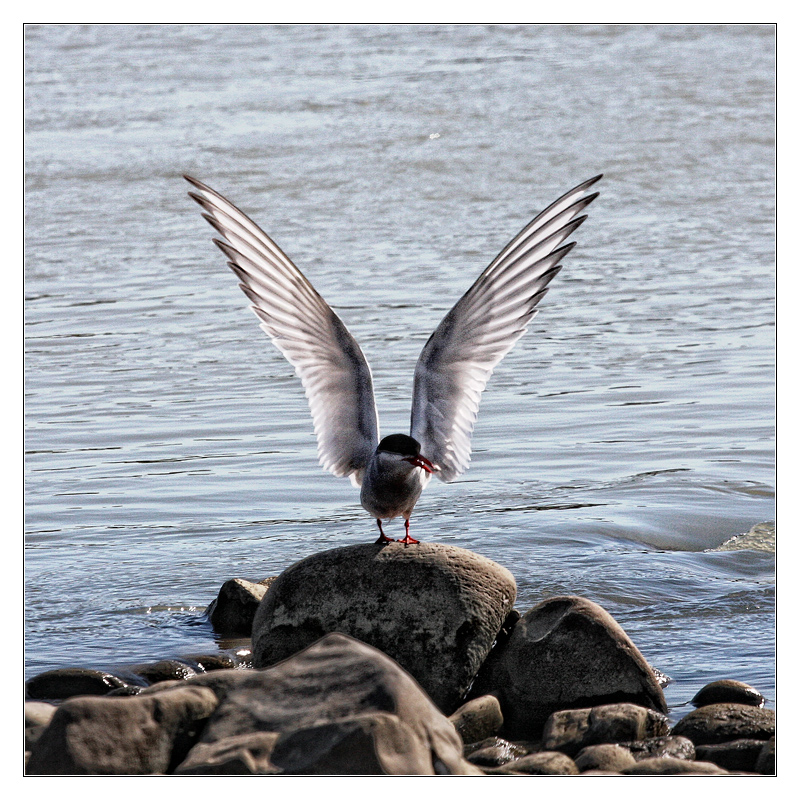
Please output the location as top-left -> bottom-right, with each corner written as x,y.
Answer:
26,685 -> 219,775
471,595 -> 667,737
176,633 -> 481,775
671,703 -> 775,745
252,543 -> 516,712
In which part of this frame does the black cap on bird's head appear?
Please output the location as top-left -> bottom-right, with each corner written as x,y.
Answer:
377,434 -> 437,474
377,434 -> 421,457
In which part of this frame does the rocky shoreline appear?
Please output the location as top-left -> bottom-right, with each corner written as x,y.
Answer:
25,542 -> 775,775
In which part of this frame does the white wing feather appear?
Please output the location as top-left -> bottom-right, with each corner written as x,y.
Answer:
185,176 -> 379,486
410,175 -> 602,482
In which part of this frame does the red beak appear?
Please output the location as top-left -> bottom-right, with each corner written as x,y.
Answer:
404,454 -> 436,473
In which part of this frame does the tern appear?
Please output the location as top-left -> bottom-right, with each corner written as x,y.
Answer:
186,174 -> 601,544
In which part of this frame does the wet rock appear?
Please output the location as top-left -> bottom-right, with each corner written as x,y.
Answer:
489,751 -> 579,775
448,695 -> 503,745
465,737 -> 527,767
25,668 -> 132,701
690,679 -> 765,708
671,703 -> 775,745
621,757 -> 728,775
26,685 -> 219,775
695,739 -> 767,772
623,734 -> 695,761
542,703 -> 670,756
252,543 -> 516,713
471,596 -> 667,737
574,743 -> 636,773
176,633 -> 481,775
127,659 -> 198,685
651,667 -> 672,688
106,685 -> 143,697
206,578 -> 276,636
180,652 -> 241,672
755,737 -> 775,775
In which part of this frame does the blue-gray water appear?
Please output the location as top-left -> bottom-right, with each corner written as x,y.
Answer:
25,24 -> 774,720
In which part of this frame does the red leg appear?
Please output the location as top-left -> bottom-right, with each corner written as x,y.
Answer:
397,518 -> 419,546
374,519 -> 394,544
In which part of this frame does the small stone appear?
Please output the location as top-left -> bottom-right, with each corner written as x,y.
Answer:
448,695 -> 503,745
695,739 -> 767,772
179,652 -> 239,672
465,737 -> 527,767
106,685 -> 143,697
25,701 -> 57,729
690,679 -> 765,708
127,659 -> 198,685
651,667 -> 672,688
574,743 -> 636,773
623,734 -> 695,761
26,668 -> 131,701
671,703 -> 775,745
542,703 -> 670,756
25,701 -> 57,751
622,757 -> 728,775
754,737 -> 775,775
490,751 -> 579,775
206,578 -> 275,636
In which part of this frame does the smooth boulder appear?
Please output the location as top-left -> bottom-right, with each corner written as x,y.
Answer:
252,543 -> 516,712
26,685 -> 219,775
176,632 -> 481,775
690,679 -> 765,708
471,595 -> 667,737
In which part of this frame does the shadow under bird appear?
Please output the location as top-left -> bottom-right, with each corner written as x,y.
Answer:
185,174 -> 601,544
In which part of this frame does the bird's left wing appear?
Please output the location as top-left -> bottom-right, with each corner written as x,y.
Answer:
410,175 -> 602,482
185,176 -> 379,486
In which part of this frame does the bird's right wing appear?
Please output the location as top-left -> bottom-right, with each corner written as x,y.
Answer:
410,175 -> 602,482
185,176 -> 379,486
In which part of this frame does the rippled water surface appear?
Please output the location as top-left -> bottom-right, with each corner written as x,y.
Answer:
25,24 -> 775,718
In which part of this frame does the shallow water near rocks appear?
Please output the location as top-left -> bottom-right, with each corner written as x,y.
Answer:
24,25 -> 774,722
